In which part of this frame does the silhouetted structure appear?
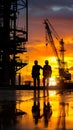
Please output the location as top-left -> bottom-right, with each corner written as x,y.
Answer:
0,0 -> 28,86
44,19 -> 71,81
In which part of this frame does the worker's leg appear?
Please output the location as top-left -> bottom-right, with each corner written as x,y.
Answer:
37,77 -> 40,97
43,77 -> 46,97
34,77 -> 36,88
43,77 -> 45,87
46,78 -> 49,96
37,77 -> 40,87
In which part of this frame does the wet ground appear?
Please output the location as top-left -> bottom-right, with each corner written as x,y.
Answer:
0,89 -> 73,130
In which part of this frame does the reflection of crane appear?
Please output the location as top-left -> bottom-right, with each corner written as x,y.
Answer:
56,102 -> 66,130
56,93 -> 69,130
44,19 -> 71,81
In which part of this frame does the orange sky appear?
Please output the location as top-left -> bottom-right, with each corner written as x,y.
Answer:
17,1 -> 73,84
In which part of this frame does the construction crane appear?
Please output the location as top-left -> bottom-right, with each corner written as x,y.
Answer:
44,19 -> 71,81
0,0 -> 28,86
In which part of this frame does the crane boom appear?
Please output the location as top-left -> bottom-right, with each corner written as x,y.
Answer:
44,19 -> 60,67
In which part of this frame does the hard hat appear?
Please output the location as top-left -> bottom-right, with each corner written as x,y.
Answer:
34,60 -> 38,64
45,60 -> 48,64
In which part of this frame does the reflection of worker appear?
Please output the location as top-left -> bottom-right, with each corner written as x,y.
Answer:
43,60 -> 52,87
43,101 -> 52,127
32,101 -> 40,125
32,87 -> 41,125
32,60 -> 42,87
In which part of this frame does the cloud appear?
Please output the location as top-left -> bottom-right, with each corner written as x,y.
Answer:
28,0 -> 73,19
28,1 -> 73,41
29,0 -> 73,9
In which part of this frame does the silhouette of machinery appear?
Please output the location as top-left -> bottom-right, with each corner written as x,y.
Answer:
44,19 -> 71,81
0,0 -> 28,85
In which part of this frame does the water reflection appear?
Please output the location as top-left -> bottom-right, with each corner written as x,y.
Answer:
32,89 -> 52,127
0,101 -> 17,128
0,90 -> 73,130
0,92 -> 26,129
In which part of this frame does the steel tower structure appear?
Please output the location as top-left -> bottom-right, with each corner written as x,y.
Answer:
0,0 -> 28,86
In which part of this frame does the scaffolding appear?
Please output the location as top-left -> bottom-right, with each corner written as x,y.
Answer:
0,0 -> 28,86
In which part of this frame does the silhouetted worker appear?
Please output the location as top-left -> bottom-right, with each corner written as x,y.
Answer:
43,60 -> 52,87
32,60 -> 42,88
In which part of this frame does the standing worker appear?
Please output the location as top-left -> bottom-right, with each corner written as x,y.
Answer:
43,60 -> 52,87
32,60 -> 42,88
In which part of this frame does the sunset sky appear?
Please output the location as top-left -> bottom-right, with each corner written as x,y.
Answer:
19,0 -> 73,84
